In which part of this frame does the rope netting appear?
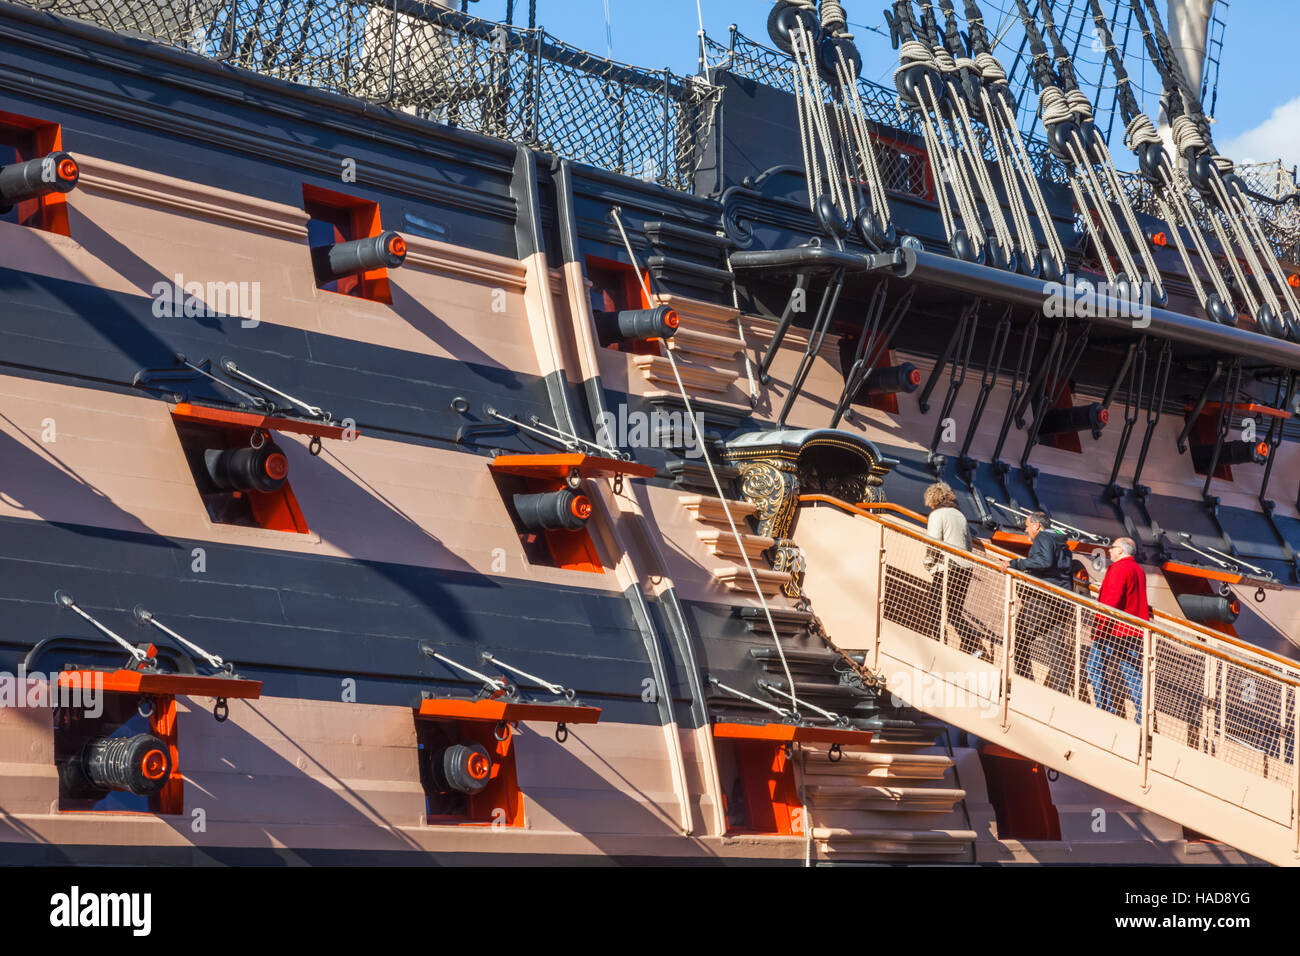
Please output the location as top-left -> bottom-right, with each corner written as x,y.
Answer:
14,0 -> 722,191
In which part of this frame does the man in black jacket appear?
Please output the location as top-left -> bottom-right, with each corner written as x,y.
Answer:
1007,512 -> 1076,693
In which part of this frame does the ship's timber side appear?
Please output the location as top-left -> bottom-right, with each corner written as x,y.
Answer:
0,3 -> 1287,865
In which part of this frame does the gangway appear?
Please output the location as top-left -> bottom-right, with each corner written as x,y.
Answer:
796,496 -> 1300,866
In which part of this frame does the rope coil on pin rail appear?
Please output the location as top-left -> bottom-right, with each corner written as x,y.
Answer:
610,205 -> 800,719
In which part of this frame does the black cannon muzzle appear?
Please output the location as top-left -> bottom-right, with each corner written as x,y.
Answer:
1191,439 -> 1268,472
0,150 -> 79,210
595,305 -> 678,345
62,733 -> 173,797
1175,593 -> 1241,624
1037,402 -> 1109,436
204,442 -> 289,494
513,488 -> 592,532
312,230 -> 407,283
854,362 -> 921,401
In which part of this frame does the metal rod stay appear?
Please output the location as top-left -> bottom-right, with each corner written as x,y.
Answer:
55,591 -> 150,665
481,651 -> 572,697
133,606 -> 227,671
221,359 -> 327,420
710,677 -> 792,718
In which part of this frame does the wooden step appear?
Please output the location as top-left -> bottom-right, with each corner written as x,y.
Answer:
811,827 -> 977,853
679,494 -> 758,528
801,750 -> 954,780
634,355 -> 736,395
697,528 -> 775,560
806,785 -> 967,812
712,566 -> 790,596
655,293 -> 744,338
668,326 -> 742,362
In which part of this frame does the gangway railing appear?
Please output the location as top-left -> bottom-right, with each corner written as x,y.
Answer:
796,495 -> 1300,866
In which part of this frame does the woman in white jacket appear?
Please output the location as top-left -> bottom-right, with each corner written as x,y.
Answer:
922,482 -> 981,658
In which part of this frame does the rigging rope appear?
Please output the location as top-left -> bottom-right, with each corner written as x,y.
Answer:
892,3 -> 986,259
1129,0 -> 1300,334
1011,0 -> 1158,299
609,208 -> 801,719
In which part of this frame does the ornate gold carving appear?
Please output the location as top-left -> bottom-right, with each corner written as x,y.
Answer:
736,459 -> 799,540
770,539 -> 806,598
724,430 -> 898,597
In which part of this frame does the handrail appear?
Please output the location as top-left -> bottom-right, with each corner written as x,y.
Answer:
807,495 -> 1300,676
798,494 -> 1300,684
797,492 -> 1300,864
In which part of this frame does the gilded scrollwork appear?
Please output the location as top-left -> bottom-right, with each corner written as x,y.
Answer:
736,459 -> 799,540
723,429 -> 898,598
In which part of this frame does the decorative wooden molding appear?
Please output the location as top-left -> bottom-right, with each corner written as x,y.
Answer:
75,155 -> 528,289
76,155 -> 310,239
402,234 -> 528,290
679,494 -> 758,529
712,566 -> 790,595
696,528 -> 775,560
633,355 -> 736,394
668,326 -> 742,362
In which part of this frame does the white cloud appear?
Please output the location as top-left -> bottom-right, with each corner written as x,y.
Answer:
1220,95 -> 1300,170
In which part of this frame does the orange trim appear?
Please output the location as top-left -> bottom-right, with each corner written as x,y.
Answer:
171,403 -> 352,441
149,694 -> 183,815
849,500 -> 928,524
416,697 -> 601,725
489,452 -> 656,481
1194,401 -> 1292,421
247,481 -> 311,534
990,529 -> 1083,551
1161,560 -> 1283,590
55,669 -> 262,699
712,722 -> 873,746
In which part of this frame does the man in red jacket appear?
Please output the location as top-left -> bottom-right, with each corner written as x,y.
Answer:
1086,537 -> 1149,722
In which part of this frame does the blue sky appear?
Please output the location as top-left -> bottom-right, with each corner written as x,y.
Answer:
463,1 -> 1299,171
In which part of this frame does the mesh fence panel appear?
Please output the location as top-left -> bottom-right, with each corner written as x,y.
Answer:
875,519 -> 1300,788
13,0 -> 721,191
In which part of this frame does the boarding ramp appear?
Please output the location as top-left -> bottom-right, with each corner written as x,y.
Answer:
796,496 -> 1300,866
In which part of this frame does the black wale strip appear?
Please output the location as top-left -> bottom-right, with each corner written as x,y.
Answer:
0,515 -> 697,725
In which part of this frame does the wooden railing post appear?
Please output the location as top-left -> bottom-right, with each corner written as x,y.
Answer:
1141,627 -> 1154,788
1293,685 -> 1300,856
1001,572 -> 1014,730
938,555 -> 949,648
873,525 -> 886,672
